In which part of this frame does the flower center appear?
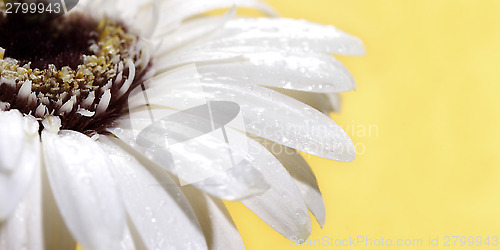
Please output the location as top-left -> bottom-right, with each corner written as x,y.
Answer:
0,9 -> 152,135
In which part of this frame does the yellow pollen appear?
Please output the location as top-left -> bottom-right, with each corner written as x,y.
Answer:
0,17 -> 137,100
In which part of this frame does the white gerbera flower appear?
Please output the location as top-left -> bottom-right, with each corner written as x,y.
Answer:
0,0 -> 364,249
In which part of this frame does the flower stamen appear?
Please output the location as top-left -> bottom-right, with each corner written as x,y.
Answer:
0,12 -> 152,135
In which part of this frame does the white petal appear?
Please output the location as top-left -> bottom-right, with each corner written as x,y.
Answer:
142,72 -> 355,162
197,51 -> 355,93
0,158 -> 43,250
257,138 -> 326,227
127,0 -> 159,38
0,111 -> 40,220
154,8 -> 236,55
204,18 -> 365,55
156,17 -> 363,93
0,101 -> 10,111
155,45 -> 355,93
113,65 -> 270,199
181,186 -> 245,250
40,161 -> 76,250
328,93 -> 342,112
76,108 -> 96,117
270,88 -> 336,115
241,138 -> 311,241
0,152 -> 77,250
58,97 -> 75,115
36,103 -> 48,117
154,0 -> 276,35
84,0 -> 150,21
118,223 -> 137,250
82,91 -> 95,108
0,110 -> 34,173
97,136 -> 208,250
18,80 -> 32,99
42,130 -> 125,250
109,115 -> 269,200
154,49 -> 244,74
41,115 -> 61,133
96,89 -> 112,115
118,60 -> 136,97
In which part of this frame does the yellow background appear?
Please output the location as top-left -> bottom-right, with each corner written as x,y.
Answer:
226,0 -> 500,249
